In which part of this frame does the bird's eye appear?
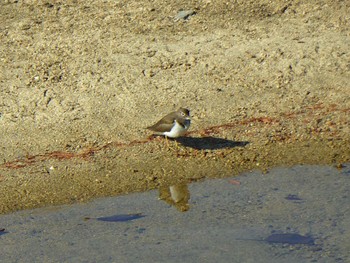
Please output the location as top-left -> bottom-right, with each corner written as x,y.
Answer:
181,112 -> 185,116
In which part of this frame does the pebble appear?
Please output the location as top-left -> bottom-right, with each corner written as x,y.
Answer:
175,10 -> 196,21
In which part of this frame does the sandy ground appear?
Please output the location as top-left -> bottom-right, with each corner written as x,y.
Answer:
1,164 -> 349,262
0,0 -> 349,214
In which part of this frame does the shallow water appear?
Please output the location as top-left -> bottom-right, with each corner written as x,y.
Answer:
0,164 -> 349,263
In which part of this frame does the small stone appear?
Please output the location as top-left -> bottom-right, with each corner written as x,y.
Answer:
175,10 -> 196,21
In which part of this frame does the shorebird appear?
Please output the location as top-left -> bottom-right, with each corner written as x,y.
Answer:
147,108 -> 191,138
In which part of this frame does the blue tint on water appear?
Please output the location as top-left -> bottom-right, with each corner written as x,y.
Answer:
265,233 -> 315,245
97,213 -> 145,222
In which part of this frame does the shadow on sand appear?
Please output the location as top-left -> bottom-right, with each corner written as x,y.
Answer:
175,136 -> 249,150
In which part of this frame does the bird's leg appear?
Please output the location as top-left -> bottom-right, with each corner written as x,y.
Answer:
165,136 -> 169,148
173,138 -> 179,149
164,136 -> 178,151
171,138 -> 182,153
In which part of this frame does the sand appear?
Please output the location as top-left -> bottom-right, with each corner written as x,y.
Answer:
0,0 -> 349,214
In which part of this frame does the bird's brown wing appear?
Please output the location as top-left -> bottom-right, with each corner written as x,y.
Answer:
147,113 -> 176,132
147,122 -> 174,132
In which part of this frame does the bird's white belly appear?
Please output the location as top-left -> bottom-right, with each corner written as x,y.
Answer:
163,120 -> 190,138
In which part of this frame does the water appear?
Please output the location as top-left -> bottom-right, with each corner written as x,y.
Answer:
0,164 -> 349,263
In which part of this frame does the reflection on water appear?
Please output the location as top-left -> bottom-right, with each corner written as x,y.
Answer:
158,183 -> 190,212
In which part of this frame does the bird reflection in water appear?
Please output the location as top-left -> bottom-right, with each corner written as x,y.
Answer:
158,183 -> 190,212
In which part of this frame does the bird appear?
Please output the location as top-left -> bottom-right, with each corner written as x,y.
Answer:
147,108 -> 191,138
